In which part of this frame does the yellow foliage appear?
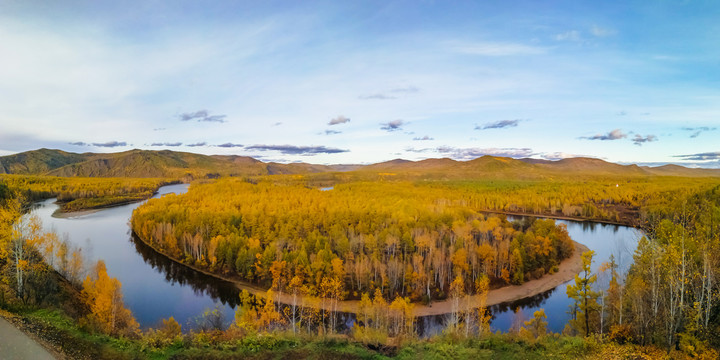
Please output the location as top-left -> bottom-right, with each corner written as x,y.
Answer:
81,260 -> 139,337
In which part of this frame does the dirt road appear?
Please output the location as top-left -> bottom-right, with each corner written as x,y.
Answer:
0,317 -> 56,360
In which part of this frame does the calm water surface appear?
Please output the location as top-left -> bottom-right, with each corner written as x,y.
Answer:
481,217 -> 639,333
30,184 -> 236,330
30,185 -> 641,333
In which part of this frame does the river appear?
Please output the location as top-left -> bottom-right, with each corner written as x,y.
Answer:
29,184 -> 641,333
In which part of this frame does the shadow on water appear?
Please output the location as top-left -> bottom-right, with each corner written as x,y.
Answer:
414,286 -> 556,337
123,202 -> 637,334
130,233 -> 242,308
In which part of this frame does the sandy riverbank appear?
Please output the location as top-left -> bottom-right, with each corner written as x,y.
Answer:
51,207 -> 103,219
270,241 -> 588,317
230,241 -> 589,317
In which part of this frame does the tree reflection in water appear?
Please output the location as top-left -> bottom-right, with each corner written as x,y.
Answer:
131,233 -> 241,307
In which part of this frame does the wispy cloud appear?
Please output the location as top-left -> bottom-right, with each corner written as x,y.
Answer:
632,134 -> 657,146
153,128 -> 166,131
674,152 -> 720,161
405,147 -> 432,153
413,135 -> 434,141
272,122 -> 283,127
92,141 -> 127,147
216,143 -> 243,148
541,152 -> 597,161
380,119 -> 405,132
245,144 -> 349,155
476,119 -> 521,130
178,110 -> 227,123
437,146 -> 535,160
151,142 -> 182,147
555,30 -> 581,42
359,94 -> 397,100
328,115 -> 350,125
359,85 -> 420,101
590,25 -> 616,37
616,111 -> 627,116
186,142 -> 207,147
682,126 -> 716,138
390,86 -> 420,94
68,141 -> 87,146
580,129 -> 627,141
324,130 -> 342,135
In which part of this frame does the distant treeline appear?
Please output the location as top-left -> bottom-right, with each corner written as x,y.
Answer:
0,175 -> 175,211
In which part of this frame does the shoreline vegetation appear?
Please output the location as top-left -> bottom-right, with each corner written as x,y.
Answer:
48,186 -> 592,316
50,184 -> 182,218
2,151 -> 720,359
131,180 -> 581,309
0,174 -> 179,213
134,227 -> 590,317
47,186 -> 592,317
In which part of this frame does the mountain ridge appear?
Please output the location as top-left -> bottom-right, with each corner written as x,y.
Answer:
1,148 -> 718,179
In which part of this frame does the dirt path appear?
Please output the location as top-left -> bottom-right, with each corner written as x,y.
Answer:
0,317 -> 57,360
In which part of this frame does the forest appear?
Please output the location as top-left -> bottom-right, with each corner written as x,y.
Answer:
1,175 -> 173,211
131,179 -> 576,303
1,167 -> 719,359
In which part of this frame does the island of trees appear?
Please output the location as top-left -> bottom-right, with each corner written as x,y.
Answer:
131,179 -> 576,304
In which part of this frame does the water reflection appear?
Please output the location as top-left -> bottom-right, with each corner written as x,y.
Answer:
130,233 -> 241,307
31,186 -> 639,334
126,211 -> 638,334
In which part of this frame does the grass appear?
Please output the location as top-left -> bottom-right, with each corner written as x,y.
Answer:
2,304 -> 693,359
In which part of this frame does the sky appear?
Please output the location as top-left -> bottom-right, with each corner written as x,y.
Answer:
1,0 -> 719,167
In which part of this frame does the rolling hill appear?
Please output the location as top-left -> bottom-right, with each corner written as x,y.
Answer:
0,149 -> 336,179
1,148 -> 719,179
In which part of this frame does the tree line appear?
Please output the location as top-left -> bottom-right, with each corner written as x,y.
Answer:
132,179 -> 575,304
562,184 -> 720,357
0,174 -> 174,211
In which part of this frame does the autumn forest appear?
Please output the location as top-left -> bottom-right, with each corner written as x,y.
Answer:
1,149 -> 719,359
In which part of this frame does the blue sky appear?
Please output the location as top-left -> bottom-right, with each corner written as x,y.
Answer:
1,0 -> 719,166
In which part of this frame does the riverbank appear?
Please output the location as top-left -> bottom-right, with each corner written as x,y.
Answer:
51,183 -> 186,218
52,207 -> 103,219
135,229 -> 588,317
480,209 -> 636,228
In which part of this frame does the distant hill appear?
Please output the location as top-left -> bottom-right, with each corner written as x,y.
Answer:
362,158 -> 416,170
0,148 -> 88,174
1,149 -> 719,179
641,164 -> 720,177
522,157 -> 649,176
361,155 -> 720,178
0,149 -> 336,179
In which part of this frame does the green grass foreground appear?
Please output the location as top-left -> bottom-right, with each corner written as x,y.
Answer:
2,307 -> 677,360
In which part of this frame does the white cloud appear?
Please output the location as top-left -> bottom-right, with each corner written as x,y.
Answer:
541,152 -> 596,160
555,30 -> 581,42
590,25 -> 616,37
436,146 -> 535,160
328,116 -> 350,125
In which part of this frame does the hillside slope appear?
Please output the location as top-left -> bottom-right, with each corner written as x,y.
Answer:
0,149 -> 336,179
2,149 -> 719,179
0,149 -> 89,174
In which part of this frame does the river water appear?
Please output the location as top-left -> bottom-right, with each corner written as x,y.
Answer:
29,184 -> 641,333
